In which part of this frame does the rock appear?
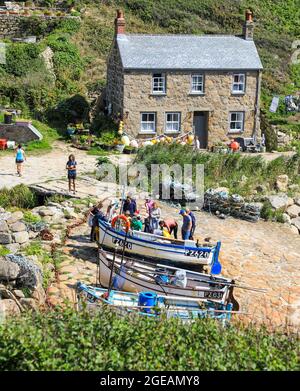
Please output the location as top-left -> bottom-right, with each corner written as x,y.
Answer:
289,225 -> 299,235
214,187 -> 229,194
0,207 -> 5,213
9,221 -> 27,232
288,184 -> 299,191
294,197 -> 300,207
0,221 -> 9,232
29,231 -> 39,239
286,204 -> 300,218
13,231 -> 29,244
291,217 -> 300,231
5,243 -> 20,254
282,213 -> 291,224
0,299 -> 21,316
0,233 -> 12,245
276,175 -> 289,192
31,285 -> 46,305
7,211 -> 24,225
46,202 -> 62,209
5,254 -> 43,288
20,298 -> 38,311
266,194 -> 290,210
0,212 -> 12,221
12,289 -> 25,299
255,185 -> 267,193
0,257 -> 20,280
39,207 -> 58,217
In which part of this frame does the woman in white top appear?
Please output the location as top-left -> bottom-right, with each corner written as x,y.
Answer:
150,201 -> 161,231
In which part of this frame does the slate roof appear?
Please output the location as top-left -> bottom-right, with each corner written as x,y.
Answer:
117,34 -> 263,71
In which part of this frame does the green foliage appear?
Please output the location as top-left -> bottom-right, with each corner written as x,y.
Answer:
0,185 -> 38,209
260,202 -> 285,223
23,211 -> 41,224
0,307 -> 298,370
0,245 -> 9,257
135,144 -> 300,196
2,43 -> 43,77
45,194 -> 68,205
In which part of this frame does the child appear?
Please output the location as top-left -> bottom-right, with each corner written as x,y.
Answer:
66,154 -> 77,194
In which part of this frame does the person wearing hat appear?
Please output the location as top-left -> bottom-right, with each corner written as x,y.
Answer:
179,209 -> 192,240
123,194 -> 137,217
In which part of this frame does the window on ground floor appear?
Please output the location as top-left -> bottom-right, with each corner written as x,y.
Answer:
165,112 -> 181,133
229,112 -> 244,133
140,112 -> 156,133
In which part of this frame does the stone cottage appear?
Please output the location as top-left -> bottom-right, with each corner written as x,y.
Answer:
106,10 -> 263,148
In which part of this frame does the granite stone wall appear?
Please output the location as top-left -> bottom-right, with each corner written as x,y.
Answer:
121,70 -> 260,145
106,42 -> 124,116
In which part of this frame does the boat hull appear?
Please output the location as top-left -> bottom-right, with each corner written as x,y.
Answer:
97,220 -> 220,268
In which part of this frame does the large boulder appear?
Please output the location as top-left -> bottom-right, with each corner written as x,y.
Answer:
0,233 -> 12,245
276,175 -> 289,192
5,243 -> 20,254
5,254 -> 43,288
0,212 -> 12,221
0,299 -> 21,316
7,211 -> 24,225
0,221 -> 9,232
0,257 -> 20,280
266,194 -> 290,210
10,221 -> 27,232
13,231 -> 29,244
291,217 -> 300,231
286,204 -> 300,219
20,298 -> 38,311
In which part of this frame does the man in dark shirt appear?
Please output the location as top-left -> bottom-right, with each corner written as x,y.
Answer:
90,203 -> 108,242
185,208 -> 196,240
179,209 -> 192,240
122,195 -> 137,217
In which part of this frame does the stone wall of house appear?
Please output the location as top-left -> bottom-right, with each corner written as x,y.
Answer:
106,42 -> 124,116
121,70 -> 260,146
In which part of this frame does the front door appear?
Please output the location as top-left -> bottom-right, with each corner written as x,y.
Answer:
193,111 -> 208,149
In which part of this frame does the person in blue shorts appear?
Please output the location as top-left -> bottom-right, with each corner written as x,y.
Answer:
15,144 -> 26,177
66,154 -> 77,194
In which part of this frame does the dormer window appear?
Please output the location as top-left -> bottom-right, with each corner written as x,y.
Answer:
232,73 -> 246,94
152,73 -> 166,94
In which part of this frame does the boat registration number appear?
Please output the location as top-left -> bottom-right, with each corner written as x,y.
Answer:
204,291 -> 223,299
112,238 -> 133,249
185,249 -> 210,258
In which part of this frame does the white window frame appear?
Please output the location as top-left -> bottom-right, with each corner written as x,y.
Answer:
191,74 -> 204,94
140,112 -> 156,133
229,111 -> 244,133
165,112 -> 181,133
232,73 -> 246,94
152,73 -> 166,94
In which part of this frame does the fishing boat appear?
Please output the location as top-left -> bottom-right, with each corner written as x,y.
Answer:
97,218 -> 222,273
98,249 -> 238,308
76,282 -> 234,324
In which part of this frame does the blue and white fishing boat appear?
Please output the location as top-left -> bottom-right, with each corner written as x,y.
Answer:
76,282 -> 234,324
97,219 -> 222,274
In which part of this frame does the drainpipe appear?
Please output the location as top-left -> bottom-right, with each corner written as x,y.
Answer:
252,69 -> 261,140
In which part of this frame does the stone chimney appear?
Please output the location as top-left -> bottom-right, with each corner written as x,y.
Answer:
243,9 -> 254,40
115,10 -> 125,35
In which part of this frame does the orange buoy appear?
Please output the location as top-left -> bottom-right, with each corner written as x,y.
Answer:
229,140 -> 240,152
111,214 -> 131,232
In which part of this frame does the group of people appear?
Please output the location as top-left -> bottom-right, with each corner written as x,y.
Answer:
89,194 -> 197,242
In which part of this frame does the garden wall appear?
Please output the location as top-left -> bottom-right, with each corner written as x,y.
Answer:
0,124 -> 42,143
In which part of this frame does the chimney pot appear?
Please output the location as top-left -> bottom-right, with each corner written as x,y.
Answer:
243,9 -> 254,40
245,9 -> 253,22
115,9 -> 125,35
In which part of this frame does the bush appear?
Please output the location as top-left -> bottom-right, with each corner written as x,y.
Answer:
0,185 -> 38,209
0,307 -> 298,370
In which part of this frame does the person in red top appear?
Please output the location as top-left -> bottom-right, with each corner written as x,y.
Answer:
161,217 -> 178,239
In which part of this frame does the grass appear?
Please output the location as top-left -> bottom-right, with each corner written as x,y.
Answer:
0,185 -> 38,209
0,306 -> 298,370
0,245 -> 9,257
135,144 -> 300,197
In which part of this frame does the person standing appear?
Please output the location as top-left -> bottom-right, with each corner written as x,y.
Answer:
123,195 -> 137,217
185,208 -> 196,240
90,202 -> 107,242
15,144 -> 26,177
145,196 -> 155,216
150,201 -> 161,231
161,217 -> 178,239
66,154 -> 77,194
179,209 -> 192,240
